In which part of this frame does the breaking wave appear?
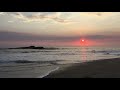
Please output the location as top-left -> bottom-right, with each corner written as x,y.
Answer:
0,60 -> 64,65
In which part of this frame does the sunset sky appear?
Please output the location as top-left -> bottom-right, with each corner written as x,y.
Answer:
0,12 -> 120,47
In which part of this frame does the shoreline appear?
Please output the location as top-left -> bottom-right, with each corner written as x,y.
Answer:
41,63 -> 74,78
44,58 -> 120,78
37,67 -> 59,78
0,57 -> 120,78
0,61 -> 73,78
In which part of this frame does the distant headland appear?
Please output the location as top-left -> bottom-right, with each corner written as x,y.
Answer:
8,46 -> 58,50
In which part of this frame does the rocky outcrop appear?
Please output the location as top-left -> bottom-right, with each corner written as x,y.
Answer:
9,46 -> 58,50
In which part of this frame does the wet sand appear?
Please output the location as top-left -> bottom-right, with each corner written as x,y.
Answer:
45,58 -> 120,78
0,63 -> 71,78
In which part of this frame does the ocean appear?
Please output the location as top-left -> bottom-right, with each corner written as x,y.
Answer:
0,46 -> 120,78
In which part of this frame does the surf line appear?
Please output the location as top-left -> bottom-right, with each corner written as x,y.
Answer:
37,67 -> 59,78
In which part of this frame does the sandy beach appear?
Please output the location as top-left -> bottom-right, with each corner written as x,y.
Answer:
1,57 -> 120,78
0,62 -> 71,78
45,58 -> 120,78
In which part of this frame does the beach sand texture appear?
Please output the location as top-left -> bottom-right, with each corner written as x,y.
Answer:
45,58 -> 120,78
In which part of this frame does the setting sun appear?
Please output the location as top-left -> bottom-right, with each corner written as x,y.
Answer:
82,39 -> 85,42
0,12 -> 120,78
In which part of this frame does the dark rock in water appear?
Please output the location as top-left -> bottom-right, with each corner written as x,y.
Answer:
14,60 -> 34,63
104,52 -> 110,55
8,46 -> 58,50
9,46 -> 45,49
22,46 -> 44,49
21,51 -> 29,53
91,50 -> 96,53
29,46 -> 35,48
117,54 -> 120,56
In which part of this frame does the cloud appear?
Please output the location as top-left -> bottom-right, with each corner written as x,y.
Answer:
87,12 -> 103,16
0,31 -> 120,43
80,12 -> 113,17
85,35 -> 120,43
0,31 -> 80,42
85,35 -> 108,39
8,21 -> 14,23
2,12 -> 113,23
4,12 -> 71,23
0,31 -> 120,47
0,12 -> 5,15
10,12 -> 25,19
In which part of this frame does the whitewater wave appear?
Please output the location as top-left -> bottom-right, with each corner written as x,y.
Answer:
37,67 -> 59,78
0,60 -> 64,65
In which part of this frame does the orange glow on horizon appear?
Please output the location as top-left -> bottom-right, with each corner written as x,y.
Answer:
72,38 -> 101,46
82,39 -> 85,42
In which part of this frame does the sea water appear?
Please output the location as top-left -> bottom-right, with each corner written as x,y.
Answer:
0,46 -> 120,78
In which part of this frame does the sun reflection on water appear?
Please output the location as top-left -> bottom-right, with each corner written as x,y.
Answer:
81,47 -> 87,62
